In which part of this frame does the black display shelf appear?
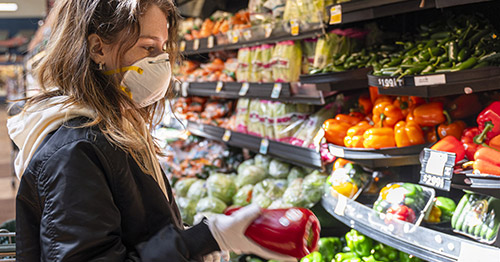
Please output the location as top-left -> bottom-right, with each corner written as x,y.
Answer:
451,171 -> 500,199
321,192 -> 500,262
186,121 -> 323,170
299,67 -> 371,92
367,67 -> 500,97
183,81 -> 328,105
434,0 -> 493,8
327,143 -> 428,168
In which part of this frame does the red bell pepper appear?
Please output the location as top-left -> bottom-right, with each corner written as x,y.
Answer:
474,101 -> 500,144
430,136 -> 465,164
437,111 -> 466,140
461,127 -> 481,160
386,205 -> 416,223
448,94 -> 482,119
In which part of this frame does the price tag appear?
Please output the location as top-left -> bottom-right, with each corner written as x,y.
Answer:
313,129 -> 326,151
414,74 -> 446,86
207,36 -> 215,49
193,39 -> 200,50
420,173 -> 450,191
228,30 -> 239,44
181,82 -> 189,97
264,23 -> 273,38
334,194 -> 348,216
180,41 -> 186,52
259,138 -> 269,155
329,5 -> 342,25
328,145 -> 345,158
377,77 -> 404,88
243,30 -> 252,41
239,82 -> 250,96
458,241 -> 500,262
222,130 -> 232,142
290,20 -> 299,36
215,81 -> 224,93
425,150 -> 448,176
271,83 -> 282,99
419,148 -> 456,191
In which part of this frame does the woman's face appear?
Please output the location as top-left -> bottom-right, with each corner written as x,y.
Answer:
89,4 -> 169,71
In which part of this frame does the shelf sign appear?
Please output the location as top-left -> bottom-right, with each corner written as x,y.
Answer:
228,30 -> 239,44
419,149 -> 456,191
328,145 -> 345,158
377,77 -> 405,88
239,82 -> 250,96
215,81 -> 224,93
222,130 -> 231,142
290,20 -> 300,36
271,83 -> 282,99
414,74 -> 446,86
181,82 -> 189,97
193,39 -> 200,51
334,193 -> 348,216
329,5 -> 342,25
180,41 -> 186,52
207,36 -> 215,49
244,30 -> 252,41
264,23 -> 273,38
259,138 -> 269,155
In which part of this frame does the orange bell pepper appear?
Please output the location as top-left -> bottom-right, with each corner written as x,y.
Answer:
358,95 -> 373,115
363,127 -> 396,149
426,127 -> 438,143
344,121 -> 372,148
335,113 -> 362,126
393,97 -> 411,117
323,119 -> 352,146
489,134 -> 500,151
373,95 -> 393,105
473,146 -> 500,175
413,102 -> 446,127
333,158 -> 352,170
394,120 -> 425,147
369,86 -> 380,104
437,111 -> 466,140
372,102 -> 404,128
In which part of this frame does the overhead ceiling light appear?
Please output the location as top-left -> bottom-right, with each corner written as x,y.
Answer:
0,3 -> 18,12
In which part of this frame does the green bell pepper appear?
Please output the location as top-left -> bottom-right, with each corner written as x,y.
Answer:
318,237 -> 342,262
301,251 -> 323,262
335,252 -> 360,262
346,230 -> 373,257
370,243 -> 398,262
435,197 -> 457,222
362,255 -> 385,262
399,251 -> 423,262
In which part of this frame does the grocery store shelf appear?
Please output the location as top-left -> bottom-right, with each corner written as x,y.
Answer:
327,143 -> 428,168
186,121 -> 323,170
299,68 -> 371,92
434,0 -> 493,8
321,192 -> 500,262
450,172 -> 500,199
368,67 -> 500,97
183,81 -> 328,105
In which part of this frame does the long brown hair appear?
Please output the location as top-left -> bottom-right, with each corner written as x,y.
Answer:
27,0 -> 181,196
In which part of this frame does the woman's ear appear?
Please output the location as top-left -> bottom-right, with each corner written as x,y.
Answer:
88,34 -> 105,64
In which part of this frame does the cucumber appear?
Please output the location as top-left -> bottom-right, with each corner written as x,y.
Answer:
486,220 -> 500,241
480,217 -> 492,239
474,222 -> 483,236
452,194 -> 470,228
468,224 -> 477,235
454,197 -> 473,231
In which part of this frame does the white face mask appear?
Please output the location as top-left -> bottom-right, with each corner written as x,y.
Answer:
105,53 -> 172,107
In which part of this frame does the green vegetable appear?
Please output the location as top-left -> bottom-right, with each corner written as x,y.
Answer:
206,173 -> 237,204
232,184 -> 254,207
302,171 -> 328,206
362,255 -> 384,262
196,196 -> 227,214
288,166 -> 307,183
399,251 -> 423,262
370,243 -> 398,262
335,252 -> 359,262
268,159 -> 291,178
455,57 -> 478,70
174,178 -> 197,197
187,179 -> 207,200
301,251 -> 323,262
346,230 -> 373,257
318,237 -> 342,262
452,193 -> 470,228
458,48 -> 471,62
176,197 -> 197,225
235,165 -> 266,188
435,197 -> 457,222
254,154 -> 271,171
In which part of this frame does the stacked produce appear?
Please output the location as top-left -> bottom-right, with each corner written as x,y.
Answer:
174,154 -> 327,225
283,0 -> 334,24
326,159 -> 371,199
424,197 -> 457,224
176,57 -> 237,83
173,97 -> 234,127
180,10 -> 251,40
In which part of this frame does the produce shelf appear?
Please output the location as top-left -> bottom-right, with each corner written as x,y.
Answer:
186,121 -> 323,170
327,143 -> 428,168
321,192 -> 500,262
299,67 -> 371,92
367,67 -> 500,97
450,172 -> 500,199
434,0 -> 493,8
181,81 -> 328,105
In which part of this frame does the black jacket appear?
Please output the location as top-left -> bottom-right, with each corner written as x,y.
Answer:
16,117 -> 219,261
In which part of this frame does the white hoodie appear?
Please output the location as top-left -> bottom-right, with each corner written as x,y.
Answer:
7,96 -> 95,179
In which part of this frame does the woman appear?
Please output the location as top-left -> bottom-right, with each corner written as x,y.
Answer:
8,0 -> 295,261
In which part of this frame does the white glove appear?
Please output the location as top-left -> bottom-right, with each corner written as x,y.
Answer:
203,250 -> 230,262
207,204 -> 297,262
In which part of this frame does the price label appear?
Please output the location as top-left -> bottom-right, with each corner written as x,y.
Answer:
244,30 -> 252,41
207,36 -> 215,49
420,173 -> 450,191
328,145 -> 345,158
458,241 -> 500,262
181,82 -> 189,97
334,193 -> 348,216
215,81 -> 224,93
193,39 -> 200,50
239,82 -> 250,96
259,138 -> 269,155
264,23 -> 273,38
222,130 -> 231,142
414,74 -> 446,86
329,5 -> 342,25
313,129 -> 326,152
377,77 -> 404,88
271,83 -> 282,99
290,19 -> 299,36
419,148 -> 455,191
180,41 -> 186,52
228,30 -> 239,44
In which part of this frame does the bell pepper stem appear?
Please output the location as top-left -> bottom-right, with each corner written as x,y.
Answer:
474,121 -> 494,144
443,110 -> 452,124
380,113 -> 386,128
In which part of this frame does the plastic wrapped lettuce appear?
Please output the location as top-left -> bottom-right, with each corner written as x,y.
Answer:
236,47 -> 251,82
302,38 -> 318,74
271,40 -> 302,82
253,179 -> 285,200
252,194 -> 272,208
235,165 -> 266,188
254,154 -> 271,171
237,159 -> 255,175
234,98 -> 250,134
233,184 -> 254,207
302,170 -> 328,206
261,44 -> 275,82
207,173 -> 237,204
268,198 -> 293,209
268,159 -> 291,178
283,178 -> 306,207
313,33 -> 341,70
196,196 -> 227,214
177,197 -> 197,225
187,179 -> 207,200
249,45 -> 263,82
174,178 -> 197,197
288,167 -> 306,183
